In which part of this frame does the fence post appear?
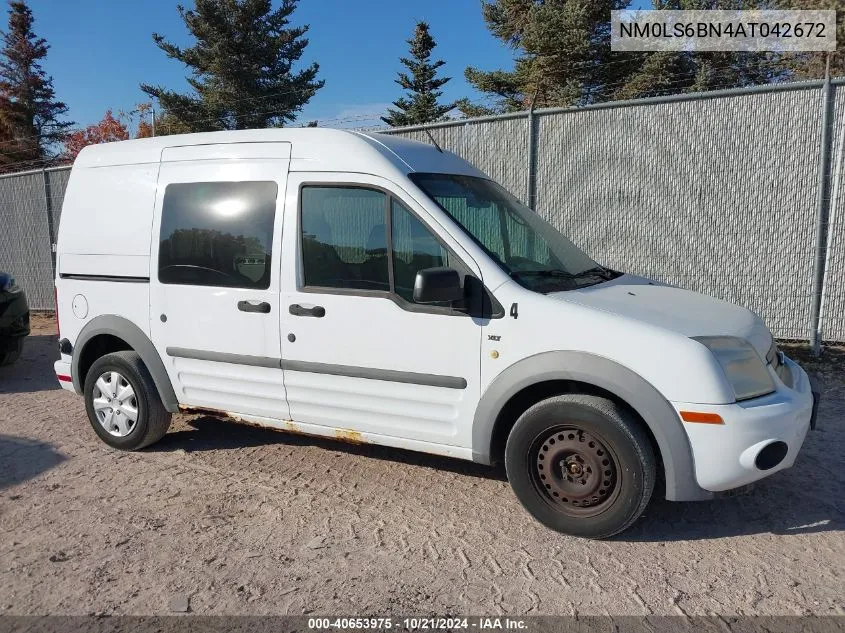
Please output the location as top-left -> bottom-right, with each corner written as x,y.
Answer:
817,93 -> 845,345
809,53 -> 835,356
526,104 -> 539,210
42,168 -> 57,277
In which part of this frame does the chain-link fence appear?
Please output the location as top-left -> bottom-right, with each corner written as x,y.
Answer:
1,79 -> 844,343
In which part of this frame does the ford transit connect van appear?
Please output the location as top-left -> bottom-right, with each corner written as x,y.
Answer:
53,129 -> 819,538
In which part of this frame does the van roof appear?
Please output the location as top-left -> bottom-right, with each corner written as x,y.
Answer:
73,127 -> 484,177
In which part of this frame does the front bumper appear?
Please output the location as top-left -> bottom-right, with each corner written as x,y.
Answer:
672,356 -> 814,493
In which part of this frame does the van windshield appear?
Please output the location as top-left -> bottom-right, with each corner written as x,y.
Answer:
409,173 -> 617,292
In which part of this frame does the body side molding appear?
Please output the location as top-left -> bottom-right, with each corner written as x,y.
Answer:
163,349 -> 468,389
72,315 -> 179,413
167,347 -> 280,368
471,350 -> 710,501
281,359 -> 467,389
59,273 -> 150,283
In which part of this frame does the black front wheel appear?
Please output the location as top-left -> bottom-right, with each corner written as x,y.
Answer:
505,394 -> 655,539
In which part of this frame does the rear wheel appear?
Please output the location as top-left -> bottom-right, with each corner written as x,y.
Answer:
0,337 -> 23,366
84,351 -> 171,450
505,394 -> 655,539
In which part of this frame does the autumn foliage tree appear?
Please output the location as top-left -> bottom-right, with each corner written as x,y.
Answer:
62,110 -> 129,161
62,105 -> 158,160
134,102 -> 154,139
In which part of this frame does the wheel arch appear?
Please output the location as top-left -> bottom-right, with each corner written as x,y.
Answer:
472,350 -> 711,501
71,315 -> 179,413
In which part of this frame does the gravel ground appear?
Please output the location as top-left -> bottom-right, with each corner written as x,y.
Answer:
1,315 -> 843,616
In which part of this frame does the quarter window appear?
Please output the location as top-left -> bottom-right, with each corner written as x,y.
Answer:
158,181 -> 277,289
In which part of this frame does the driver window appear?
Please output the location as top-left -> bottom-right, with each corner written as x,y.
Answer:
300,186 -> 389,291
391,199 -> 451,302
158,181 -> 278,289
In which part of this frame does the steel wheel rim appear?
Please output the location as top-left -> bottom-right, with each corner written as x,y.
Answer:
529,425 -> 621,518
91,371 -> 138,437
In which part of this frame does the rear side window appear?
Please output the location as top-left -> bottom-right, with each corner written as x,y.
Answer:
158,181 -> 278,289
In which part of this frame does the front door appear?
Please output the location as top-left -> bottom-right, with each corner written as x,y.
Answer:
279,172 -> 483,454
149,143 -> 290,420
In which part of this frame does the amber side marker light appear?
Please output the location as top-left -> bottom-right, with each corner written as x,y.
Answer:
680,411 -> 724,424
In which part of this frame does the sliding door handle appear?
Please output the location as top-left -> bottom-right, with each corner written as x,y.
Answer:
238,300 -> 271,314
289,304 -> 326,317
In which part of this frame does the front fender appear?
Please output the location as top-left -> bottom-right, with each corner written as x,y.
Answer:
472,350 -> 711,501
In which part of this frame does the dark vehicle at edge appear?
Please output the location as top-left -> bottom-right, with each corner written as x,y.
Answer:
0,272 -> 30,366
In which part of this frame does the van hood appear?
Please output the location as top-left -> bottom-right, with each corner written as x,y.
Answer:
549,275 -> 773,357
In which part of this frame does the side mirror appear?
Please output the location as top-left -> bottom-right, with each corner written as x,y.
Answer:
413,267 -> 464,303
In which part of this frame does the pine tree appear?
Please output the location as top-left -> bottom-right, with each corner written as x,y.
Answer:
461,0 -> 797,115
382,22 -> 456,127
617,0 -> 790,98
459,0 -> 639,115
141,0 -> 323,132
0,1 -> 72,171
777,0 -> 845,80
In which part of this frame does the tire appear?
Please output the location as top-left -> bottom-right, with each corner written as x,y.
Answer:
84,351 -> 171,450
505,394 -> 655,539
0,337 -> 23,366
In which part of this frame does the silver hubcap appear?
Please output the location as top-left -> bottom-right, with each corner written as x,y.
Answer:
92,371 -> 138,437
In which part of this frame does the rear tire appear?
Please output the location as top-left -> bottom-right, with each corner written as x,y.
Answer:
505,394 -> 655,539
84,351 -> 171,450
0,337 -> 23,366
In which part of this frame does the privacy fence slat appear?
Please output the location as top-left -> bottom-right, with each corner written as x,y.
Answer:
0,170 -> 60,311
533,88 -> 822,341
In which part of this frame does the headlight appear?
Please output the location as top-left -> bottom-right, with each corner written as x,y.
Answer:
693,336 -> 775,401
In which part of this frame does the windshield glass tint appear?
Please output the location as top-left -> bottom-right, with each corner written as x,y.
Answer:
409,173 -> 599,292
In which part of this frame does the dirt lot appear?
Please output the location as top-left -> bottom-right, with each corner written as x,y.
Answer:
1,315 -> 843,616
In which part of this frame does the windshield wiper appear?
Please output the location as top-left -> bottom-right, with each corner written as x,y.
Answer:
510,269 -> 575,280
572,266 -> 616,281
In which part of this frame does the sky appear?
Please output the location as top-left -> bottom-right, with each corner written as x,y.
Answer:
23,0 -> 529,132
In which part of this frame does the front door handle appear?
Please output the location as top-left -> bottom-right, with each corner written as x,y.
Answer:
238,300 -> 271,314
289,303 -> 326,318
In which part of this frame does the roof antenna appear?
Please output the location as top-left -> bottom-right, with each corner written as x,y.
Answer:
424,128 -> 443,153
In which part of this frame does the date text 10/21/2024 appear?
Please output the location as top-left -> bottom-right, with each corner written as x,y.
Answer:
306,617 -> 528,630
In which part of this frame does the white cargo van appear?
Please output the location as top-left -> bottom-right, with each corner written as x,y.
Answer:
53,129 -> 819,538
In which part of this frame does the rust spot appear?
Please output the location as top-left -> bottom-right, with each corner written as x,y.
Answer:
179,405 -> 263,427
179,405 -> 230,418
177,406 -> 368,445
282,420 -> 308,436
335,428 -> 365,444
